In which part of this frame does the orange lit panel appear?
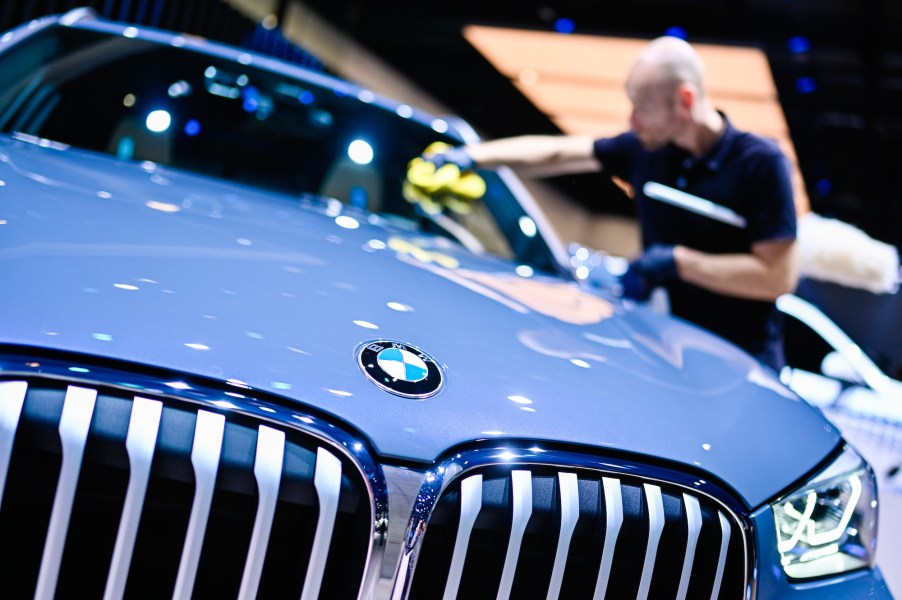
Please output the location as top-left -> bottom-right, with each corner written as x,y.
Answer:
463,24 -> 810,214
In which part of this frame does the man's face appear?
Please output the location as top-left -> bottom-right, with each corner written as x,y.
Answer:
626,67 -> 682,150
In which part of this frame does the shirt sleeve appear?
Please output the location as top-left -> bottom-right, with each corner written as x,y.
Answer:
593,132 -> 641,182
742,149 -> 797,244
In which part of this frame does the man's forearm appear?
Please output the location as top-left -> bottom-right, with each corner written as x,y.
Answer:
673,243 -> 799,301
465,135 -> 598,170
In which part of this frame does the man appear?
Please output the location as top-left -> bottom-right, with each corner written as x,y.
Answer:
428,36 -> 798,370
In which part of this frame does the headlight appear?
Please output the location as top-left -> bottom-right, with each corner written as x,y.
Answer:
772,445 -> 878,579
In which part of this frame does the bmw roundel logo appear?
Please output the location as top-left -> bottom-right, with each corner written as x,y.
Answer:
357,340 -> 444,399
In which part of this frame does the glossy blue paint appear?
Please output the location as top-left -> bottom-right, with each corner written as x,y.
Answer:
0,12 -> 892,597
0,135 -> 840,507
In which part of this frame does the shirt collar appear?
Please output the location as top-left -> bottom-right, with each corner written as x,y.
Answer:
680,112 -> 738,171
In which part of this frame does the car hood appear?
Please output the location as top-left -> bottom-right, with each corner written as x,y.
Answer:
0,138 -> 838,507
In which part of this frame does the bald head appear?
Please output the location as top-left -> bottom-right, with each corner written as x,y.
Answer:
629,36 -> 707,100
624,36 -> 719,151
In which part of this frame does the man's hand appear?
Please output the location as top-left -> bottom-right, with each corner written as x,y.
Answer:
620,244 -> 678,301
424,146 -> 475,171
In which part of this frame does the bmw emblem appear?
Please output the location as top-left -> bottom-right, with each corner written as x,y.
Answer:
357,340 -> 444,398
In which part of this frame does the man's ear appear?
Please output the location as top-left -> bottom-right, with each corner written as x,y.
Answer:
676,82 -> 695,112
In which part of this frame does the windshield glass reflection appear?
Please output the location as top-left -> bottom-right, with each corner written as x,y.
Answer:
0,25 -> 557,272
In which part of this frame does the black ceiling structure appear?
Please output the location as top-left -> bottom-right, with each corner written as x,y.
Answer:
1,0 -> 327,71
301,0 -> 902,252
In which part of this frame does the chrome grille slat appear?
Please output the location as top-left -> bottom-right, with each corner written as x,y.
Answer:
406,455 -> 748,600
2,365 -> 750,600
593,476 -> 623,600
676,493 -> 702,600
0,370 -> 379,599
637,483 -> 665,600
496,469 -> 532,600
35,385 -> 97,600
172,409 -> 226,600
0,380 -> 27,510
103,396 -> 163,600
238,425 -> 286,600
442,474 -> 482,600
391,552 -> 411,600
546,472 -> 579,600
711,511 -> 732,600
300,447 -> 343,600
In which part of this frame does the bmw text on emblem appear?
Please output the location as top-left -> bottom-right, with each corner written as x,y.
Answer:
357,340 -> 444,398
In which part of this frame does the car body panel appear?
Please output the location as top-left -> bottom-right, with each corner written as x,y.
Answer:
0,137 -> 840,507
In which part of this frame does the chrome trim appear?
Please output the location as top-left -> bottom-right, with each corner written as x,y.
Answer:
393,445 -> 750,600
60,7 -> 98,26
711,511 -> 732,600
594,477 -> 623,600
445,115 -> 570,276
301,447 -> 343,600
546,472 -> 579,600
35,385 -> 97,600
0,354 -> 386,600
379,466 -> 427,599
391,553 -> 411,600
442,473 -> 482,600
777,293 -> 896,395
0,380 -> 27,511
676,493 -> 702,600
494,166 -> 573,273
442,114 -> 482,146
238,425 -> 286,600
637,483 -> 665,600
1,358 -> 752,599
496,470 -> 533,599
104,396 -> 163,600
173,410 -> 226,600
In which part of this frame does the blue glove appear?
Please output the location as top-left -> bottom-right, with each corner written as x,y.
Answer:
620,244 -> 677,301
425,146 -> 475,171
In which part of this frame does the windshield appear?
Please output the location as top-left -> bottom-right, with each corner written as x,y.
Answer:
0,23 -> 558,272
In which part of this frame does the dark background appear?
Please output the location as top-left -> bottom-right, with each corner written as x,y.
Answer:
298,0 -> 902,254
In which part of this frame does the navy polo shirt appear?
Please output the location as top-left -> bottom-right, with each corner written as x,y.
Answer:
593,117 -> 797,369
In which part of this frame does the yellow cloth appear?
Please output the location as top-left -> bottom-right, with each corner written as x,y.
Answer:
403,142 -> 486,214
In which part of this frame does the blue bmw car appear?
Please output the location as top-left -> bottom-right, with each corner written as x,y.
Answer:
0,9 -> 892,599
